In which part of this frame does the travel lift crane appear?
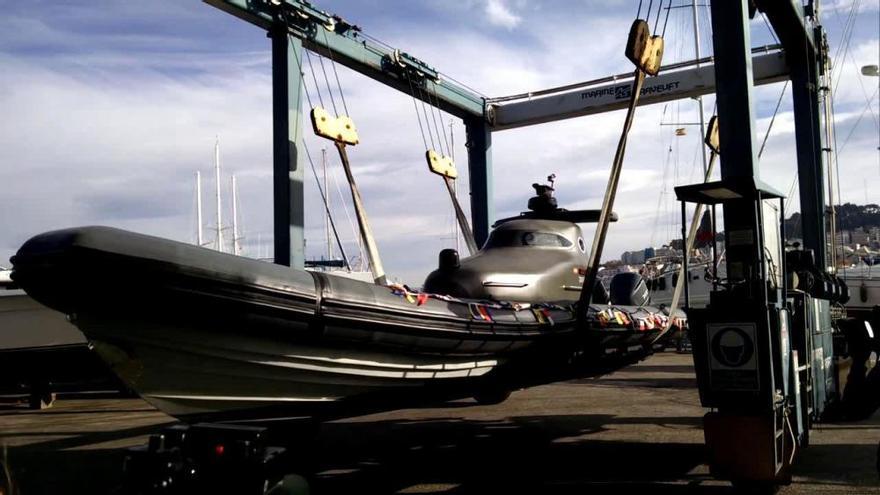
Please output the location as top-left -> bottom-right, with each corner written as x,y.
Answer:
121,0 -> 864,492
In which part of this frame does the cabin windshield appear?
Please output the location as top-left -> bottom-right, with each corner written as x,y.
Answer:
485,230 -> 572,249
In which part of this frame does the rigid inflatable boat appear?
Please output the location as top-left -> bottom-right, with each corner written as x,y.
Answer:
10,187 -> 684,422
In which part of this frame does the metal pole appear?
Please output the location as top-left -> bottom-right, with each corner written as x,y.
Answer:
232,175 -> 241,256
450,119 -> 461,254
692,0 -> 709,177
681,201 -> 690,308
580,69 -> 647,310
334,141 -> 386,284
322,148 -> 332,263
821,84 -> 837,272
196,171 -> 203,247
214,137 -> 223,253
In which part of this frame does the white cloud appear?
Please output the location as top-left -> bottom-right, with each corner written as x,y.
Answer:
484,0 -> 521,29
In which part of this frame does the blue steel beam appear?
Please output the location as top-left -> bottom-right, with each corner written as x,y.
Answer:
709,0 -> 778,416
204,0 -> 484,119
710,0 -> 766,293
754,0 -> 827,269
465,118 -> 494,247
790,45 -> 827,269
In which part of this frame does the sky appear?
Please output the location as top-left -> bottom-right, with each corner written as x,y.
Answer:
0,0 -> 878,284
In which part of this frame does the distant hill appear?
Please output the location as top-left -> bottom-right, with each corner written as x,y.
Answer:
784,203 -> 880,238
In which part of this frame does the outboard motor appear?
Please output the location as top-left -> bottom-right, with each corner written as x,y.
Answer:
592,280 -> 610,305
423,249 -> 467,296
609,272 -> 649,306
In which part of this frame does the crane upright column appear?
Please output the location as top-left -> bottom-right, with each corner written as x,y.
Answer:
271,21 -> 306,268
465,117 -> 494,248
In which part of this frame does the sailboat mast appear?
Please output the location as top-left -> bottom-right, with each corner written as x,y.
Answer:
232,175 -> 241,256
692,0 -> 709,177
323,148 -> 332,263
450,119 -> 461,254
214,137 -> 223,253
196,171 -> 204,247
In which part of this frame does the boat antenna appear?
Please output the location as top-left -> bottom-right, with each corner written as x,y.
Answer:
323,148 -> 333,263
195,171 -> 204,247
214,136 -> 223,253
232,175 -> 242,256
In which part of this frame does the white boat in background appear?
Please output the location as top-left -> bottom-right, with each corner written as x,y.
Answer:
0,269 -> 120,407
839,264 -> 880,319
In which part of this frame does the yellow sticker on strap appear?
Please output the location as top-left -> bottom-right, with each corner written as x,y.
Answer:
426,150 -> 457,179
310,107 -> 359,145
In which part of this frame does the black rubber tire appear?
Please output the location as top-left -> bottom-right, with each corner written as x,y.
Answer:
731,480 -> 779,495
473,388 -> 511,405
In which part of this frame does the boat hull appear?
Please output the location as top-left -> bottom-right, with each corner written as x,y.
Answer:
11,227 -> 675,422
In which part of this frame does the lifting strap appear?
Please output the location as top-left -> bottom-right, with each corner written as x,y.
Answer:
578,17 -> 665,320
426,150 -> 479,254
310,107 -> 387,285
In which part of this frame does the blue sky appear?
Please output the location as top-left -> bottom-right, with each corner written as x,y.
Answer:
1,1 -> 878,283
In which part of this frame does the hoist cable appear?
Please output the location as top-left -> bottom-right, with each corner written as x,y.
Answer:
761,14 -> 780,46
281,24 -> 316,111
637,1 -> 644,20
758,80 -> 789,159
652,0 -> 664,33
321,28 -> 350,116
415,84 -> 439,152
304,50 -> 326,110
404,72 -> 430,151
430,86 -> 452,156
838,87 -> 879,155
661,0 -> 673,38
423,84 -> 447,156
315,51 -> 339,116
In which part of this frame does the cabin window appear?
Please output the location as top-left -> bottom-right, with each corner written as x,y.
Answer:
485,230 -> 573,248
